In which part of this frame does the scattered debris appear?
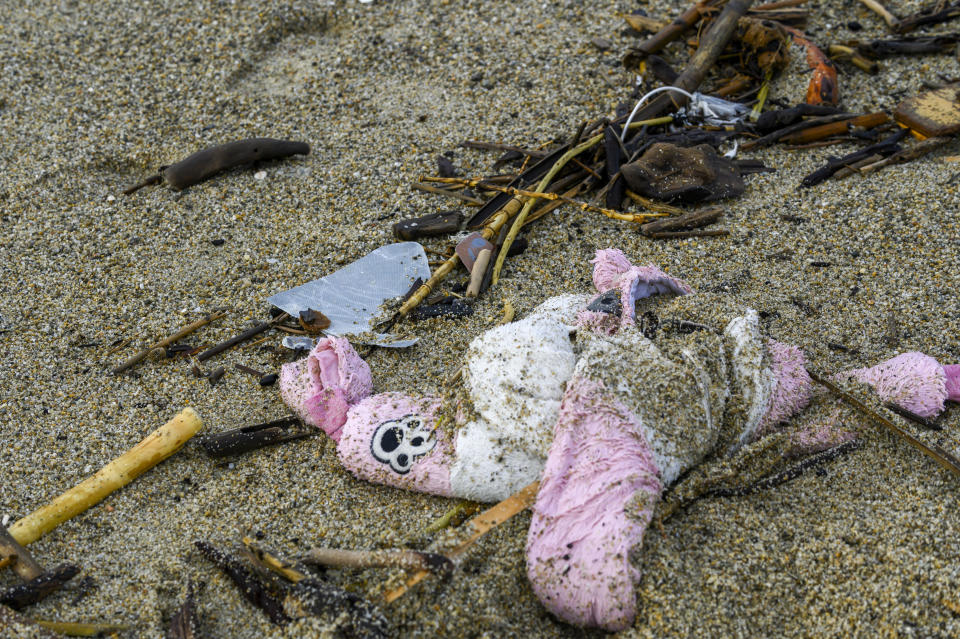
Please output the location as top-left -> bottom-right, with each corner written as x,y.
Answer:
268,243 -> 429,347
111,310 -> 225,375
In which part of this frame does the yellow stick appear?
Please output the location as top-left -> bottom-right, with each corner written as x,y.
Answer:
491,116 -> 673,284
383,481 -> 540,603
8,408 -> 203,546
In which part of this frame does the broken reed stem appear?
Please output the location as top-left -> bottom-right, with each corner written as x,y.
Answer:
34,620 -> 130,636
111,311 -> 225,374
197,313 -> 288,362
240,536 -> 307,583
7,408 -> 203,547
411,182 -> 484,206
0,527 -> 42,581
424,500 -> 482,533
491,116 -> 674,285
623,190 -> 685,215
809,371 -> 960,479
383,480 -> 540,604
857,0 -> 899,29
421,176 -> 666,224
398,197 -> 524,315
304,547 -> 452,573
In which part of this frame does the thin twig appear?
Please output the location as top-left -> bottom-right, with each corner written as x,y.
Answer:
411,182 -> 484,206
111,311 -> 226,374
809,371 -> 960,478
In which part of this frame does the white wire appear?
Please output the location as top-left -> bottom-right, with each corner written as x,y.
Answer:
620,86 -> 695,142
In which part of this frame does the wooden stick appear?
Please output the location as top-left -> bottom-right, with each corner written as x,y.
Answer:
628,0 -> 716,62
197,314 -> 287,362
458,141 -> 547,158
743,113 -> 856,149
34,620 -> 129,636
411,182 -> 484,206
828,44 -> 880,74
624,0 -> 756,126
0,605 -> 61,638
0,527 -> 42,581
858,0 -> 899,29
465,249 -> 491,298
398,197 -> 524,316
383,481 -> 540,604
641,206 -> 723,234
304,547 -> 452,573
112,312 -> 224,374
809,371 -> 960,479
779,112 -> 889,145
111,311 -> 225,374
858,137 -> 951,173
7,408 -> 203,547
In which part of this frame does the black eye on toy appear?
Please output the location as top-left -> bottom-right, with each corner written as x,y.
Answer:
370,414 -> 436,475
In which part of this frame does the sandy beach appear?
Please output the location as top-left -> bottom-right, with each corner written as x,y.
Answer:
1,0 -> 959,636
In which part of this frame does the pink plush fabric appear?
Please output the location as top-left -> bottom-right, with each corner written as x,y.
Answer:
279,337 -> 373,441
756,340 -> 814,437
526,377 -> 662,631
838,352 -> 950,418
591,249 -> 634,292
945,364 -> 960,403
588,249 -> 694,331
337,392 -> 454,497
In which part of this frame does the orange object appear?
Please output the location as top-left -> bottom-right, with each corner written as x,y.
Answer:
780,111 -> 890,144
785,27 -> 839,106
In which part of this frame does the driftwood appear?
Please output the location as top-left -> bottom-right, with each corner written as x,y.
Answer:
0,564 -> 79,610
383,481 -> 540,604
125,139 -> 310,193
800,129 -> 907,187
778,112 -> 889,145
809,371 -> 960,479
7,408 -> 203,547
895,2 -> 960,33
623,0 -> 718,69
303,548 -> 452,574
827,45 -> 880,74
240,538 -> 392,639
112,311 -> 225,375
640,206 -> 723,234
0,527 -> 42,581
625,0 -> 757,127
392,211 -> 464,241
196,314 -> 287,362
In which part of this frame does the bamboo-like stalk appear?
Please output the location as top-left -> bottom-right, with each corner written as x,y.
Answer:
35,620 -> 130,635
383,481 -> 540,604
7,408 -> 203,547
111,311 -> 225,374
0,527 -> 42,580
421,176 -> 666,223
398,197 -> 524,316
858,0 -> 898,29
490,116 -> 674,285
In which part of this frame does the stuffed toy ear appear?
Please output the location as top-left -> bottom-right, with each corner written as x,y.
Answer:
279,337 -> 372,440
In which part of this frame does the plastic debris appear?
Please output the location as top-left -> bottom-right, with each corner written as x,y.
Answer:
268,243 -> 430,348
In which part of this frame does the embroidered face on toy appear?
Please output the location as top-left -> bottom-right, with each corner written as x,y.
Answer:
370,414 -> 437,474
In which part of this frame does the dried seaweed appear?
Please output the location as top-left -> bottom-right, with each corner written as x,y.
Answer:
194,541 -> 290,626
